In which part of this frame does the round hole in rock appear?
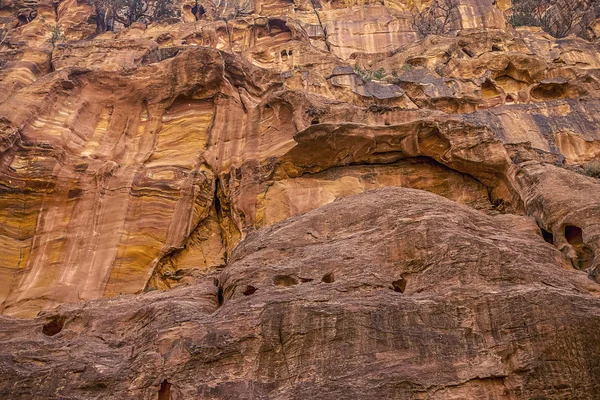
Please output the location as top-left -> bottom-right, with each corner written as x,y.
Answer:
565,225 -> 584,246
243,285 -> 257,295
311,118 -> 320,125
321,272 -> 334,283
158,379 -> 171,400
392,278 -> 407,293
273,275 -> 298,287
42,316 -> 65,337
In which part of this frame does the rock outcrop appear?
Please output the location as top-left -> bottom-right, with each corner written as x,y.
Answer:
3,187 -> 600,399
1,0 -> 600,397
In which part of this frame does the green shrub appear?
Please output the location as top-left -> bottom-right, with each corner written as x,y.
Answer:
581,160 -> 600,179
508,0 -> 598,38
48,25 -> 66,47
354,67 -> 387,82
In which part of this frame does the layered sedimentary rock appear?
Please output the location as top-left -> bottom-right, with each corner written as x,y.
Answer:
1,0 -> 600,397
3,188 -> 600,399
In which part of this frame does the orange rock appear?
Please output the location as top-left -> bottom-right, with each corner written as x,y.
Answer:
0,0 -> 599,395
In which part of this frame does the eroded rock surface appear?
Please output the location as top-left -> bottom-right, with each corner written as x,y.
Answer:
1,0 -> 600,397
2,188 -> 600,399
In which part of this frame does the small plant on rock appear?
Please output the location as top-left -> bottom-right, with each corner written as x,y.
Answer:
354,67 -> 387,82
508,0 -> 599,39
49,25 -> 66,48
581,159 -> 600,179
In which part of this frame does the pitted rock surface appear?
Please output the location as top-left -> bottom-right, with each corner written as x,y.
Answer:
1,0 -> 600,397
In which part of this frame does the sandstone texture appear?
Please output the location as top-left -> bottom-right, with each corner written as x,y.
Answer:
0,0 -> 600,397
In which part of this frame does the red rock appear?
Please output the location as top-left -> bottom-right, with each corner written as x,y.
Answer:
0,0 -> 599,396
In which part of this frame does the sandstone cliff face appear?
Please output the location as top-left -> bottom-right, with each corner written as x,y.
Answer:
0,0 -> 600,397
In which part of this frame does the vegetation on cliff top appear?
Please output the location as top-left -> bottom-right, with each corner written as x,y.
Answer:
509,0 -> 599,38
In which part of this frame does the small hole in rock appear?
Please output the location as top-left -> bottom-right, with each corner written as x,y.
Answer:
321,272 -> 334,283
311,118 -> 320,125
565,225 -> 594,270
492,45 -> 501,51
42,316 -> 65,336
68,188 -> 83,199
158,379 -> 171,400
565,225 -> 584,246
217,285 -> 224,306
392,278 -> 407,293
273,275 -> 298,287
243,285 -> 257,295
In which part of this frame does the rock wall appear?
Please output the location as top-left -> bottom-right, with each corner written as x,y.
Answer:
0,0 -> 600,397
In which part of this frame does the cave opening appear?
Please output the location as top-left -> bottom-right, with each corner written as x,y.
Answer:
541,228 -> 554,245
158,379 -> 171,400
42,316 -> 65,337
565,225 -> 584,246
321,272 -> 335,283
565,225 -> 594,270
392,278 -> 407,293
214,278 -> 224,307
243,285 -> 257,295
214,178 -> 222,216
